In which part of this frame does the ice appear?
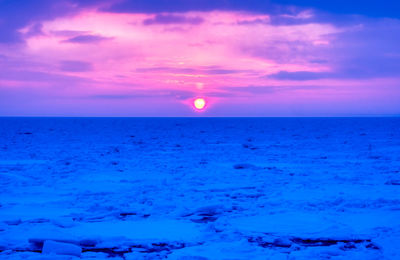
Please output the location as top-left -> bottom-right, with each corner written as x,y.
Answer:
41,240 -> 82,257
70,219 -> 202,241
0,117 -> 399,259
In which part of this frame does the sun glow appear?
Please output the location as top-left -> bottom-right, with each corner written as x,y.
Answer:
194,98 -> 206,110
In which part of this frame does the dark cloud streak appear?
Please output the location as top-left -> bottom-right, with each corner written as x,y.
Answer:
62,34 -> 112,44
143,14 -> 204,25
87,89 -> 195,100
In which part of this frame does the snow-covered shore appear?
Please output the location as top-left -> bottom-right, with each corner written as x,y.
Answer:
0,118 -> 399,259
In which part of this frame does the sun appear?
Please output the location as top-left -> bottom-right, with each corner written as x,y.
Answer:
194,98 -> 206,110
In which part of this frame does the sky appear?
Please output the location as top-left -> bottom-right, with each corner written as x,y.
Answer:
0,0 -> 399,116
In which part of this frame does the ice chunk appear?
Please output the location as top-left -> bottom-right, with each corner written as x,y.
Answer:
42,240 -> 82,257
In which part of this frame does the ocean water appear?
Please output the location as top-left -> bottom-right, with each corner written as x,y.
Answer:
0,117 -> 399,259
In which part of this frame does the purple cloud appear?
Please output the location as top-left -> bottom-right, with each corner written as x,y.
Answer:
136,66 -> 250,75
59,60 -> 93,72
0,69 -> 85,83
24,23 -> 45,37
237,18 -> 270,25
269,71 -> 333,80
62,34 -> 112,44
143,14 -> 204,25
105,0 -> 400,19
222,85 -> 330,95
50,30 -> 91,37
0,0 -> 104,43
88,89 -> 195,100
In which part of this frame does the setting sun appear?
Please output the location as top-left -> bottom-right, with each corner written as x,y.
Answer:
194,98 -> 206,110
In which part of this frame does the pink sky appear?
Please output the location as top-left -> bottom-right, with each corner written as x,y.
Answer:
0,2 -> 399,116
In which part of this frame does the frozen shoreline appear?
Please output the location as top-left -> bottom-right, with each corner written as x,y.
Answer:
1,118 -> 399,259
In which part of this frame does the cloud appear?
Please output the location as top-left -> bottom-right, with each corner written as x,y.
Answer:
0,0 -> 76,43
105,0 -> 282,14
268,71 -> 332,80
23,23 -> 45,37
269,64 -> 400,80
223,85 -> 277,94
236,11 -> 316,26
1,2 -> 400,116
325,20 -> 400,78
87,89 -> 195,100
271,0 -> 400,19
105,0 -> 400,18
269,13 -> 314,26
1,0 -> 398,45
50,30 -> 92,37
0,0 -> 113,43
136,66 -> 250,75
266,19 -> 400,81
62,34 -> 112,44
59,60 -> 93,72
0,69 -> 85,83
221,85 -> 330,95
241,39 -> 321,64
143,14 -> 204,25
89,94 -> 139,99
237,18 -> 271,25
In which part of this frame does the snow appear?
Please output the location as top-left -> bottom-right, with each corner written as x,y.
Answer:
0,117 -> 399,259
42,240 -> 82,257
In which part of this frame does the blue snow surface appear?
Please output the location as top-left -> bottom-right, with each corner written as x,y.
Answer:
0,117 -> 400,259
